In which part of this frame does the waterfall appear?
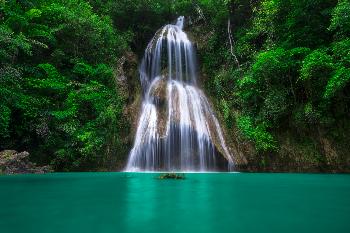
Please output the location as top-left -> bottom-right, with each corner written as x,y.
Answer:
126,17 -> 233,172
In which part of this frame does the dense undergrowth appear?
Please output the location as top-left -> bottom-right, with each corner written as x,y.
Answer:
1,0 -> 349,171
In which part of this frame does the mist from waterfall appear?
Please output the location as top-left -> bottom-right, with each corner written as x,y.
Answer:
126,17 -> 233,171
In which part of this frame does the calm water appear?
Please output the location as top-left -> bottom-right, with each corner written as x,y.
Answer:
0,173 -> 349,233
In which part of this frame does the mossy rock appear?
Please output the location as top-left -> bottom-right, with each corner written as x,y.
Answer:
158,173 -> 185,180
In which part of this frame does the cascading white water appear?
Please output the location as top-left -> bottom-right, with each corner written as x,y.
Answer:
126,17 -> 233,171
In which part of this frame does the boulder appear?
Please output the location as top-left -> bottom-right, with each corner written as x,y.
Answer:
0,150 -> 53,175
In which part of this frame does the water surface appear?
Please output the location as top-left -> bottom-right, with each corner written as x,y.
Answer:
0,173 -> 349,233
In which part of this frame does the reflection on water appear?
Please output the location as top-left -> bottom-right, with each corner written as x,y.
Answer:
124,174 -> 217,233
0,173 -> 350,233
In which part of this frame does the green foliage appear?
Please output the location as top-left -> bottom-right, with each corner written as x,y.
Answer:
200,0 -> 350,155
332,38 -> 350,66
1,0 -> 350,169
324,67 -> 350,99
295,102 -> 322,125
249,0 -> 336,49
236,115 -> 277,152
0,24 -> 32,61
88,0 -> 197,54
261,88 -> 289,124
301,50 -> 334,81
252,49 -> 288,84
0,104 -> 11,138
329,0 -> 350,39
0,0 -> 130,171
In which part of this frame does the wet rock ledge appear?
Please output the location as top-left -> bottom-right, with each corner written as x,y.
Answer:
0,150 -> 53,175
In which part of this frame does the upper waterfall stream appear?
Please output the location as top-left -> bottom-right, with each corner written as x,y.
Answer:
126,17 -> 233,171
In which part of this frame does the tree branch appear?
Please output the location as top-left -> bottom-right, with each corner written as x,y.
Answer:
227,18 -> 240,68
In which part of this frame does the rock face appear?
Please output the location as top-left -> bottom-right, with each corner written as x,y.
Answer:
0,150 -> 53,175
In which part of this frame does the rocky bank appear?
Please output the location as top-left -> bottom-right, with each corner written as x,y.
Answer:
0,150 -> 53,175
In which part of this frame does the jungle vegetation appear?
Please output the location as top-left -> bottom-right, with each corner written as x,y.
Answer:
1,0 -> 349,171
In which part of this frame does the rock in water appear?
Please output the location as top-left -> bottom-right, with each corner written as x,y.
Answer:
158,173 -> 185,180
0,150 -> 53,174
